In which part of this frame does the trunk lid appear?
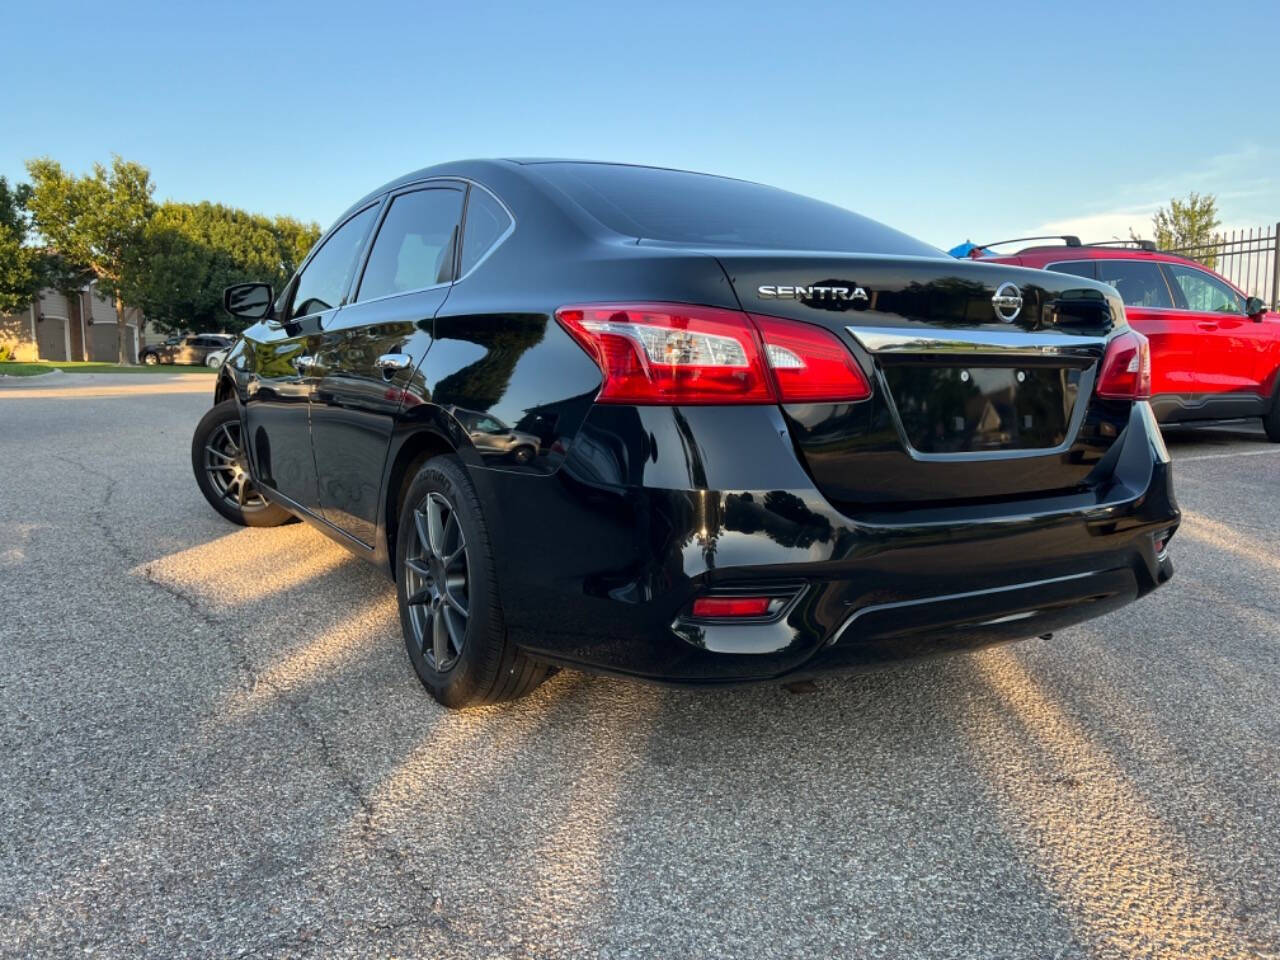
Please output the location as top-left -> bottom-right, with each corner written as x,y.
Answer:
715,252 -> 1124,510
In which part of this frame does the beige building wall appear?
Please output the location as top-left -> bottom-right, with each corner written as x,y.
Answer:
0,287 -> 141,363
0,305 -> 40,361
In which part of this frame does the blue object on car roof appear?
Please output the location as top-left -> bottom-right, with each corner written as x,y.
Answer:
948,241 -> 989,258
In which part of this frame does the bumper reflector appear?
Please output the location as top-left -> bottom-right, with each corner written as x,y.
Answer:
691,596 -> 774,619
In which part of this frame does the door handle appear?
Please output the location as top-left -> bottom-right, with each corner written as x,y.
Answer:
1196,321 -> 1218,331
293,355 -> 317,371
375,353 -> 412,372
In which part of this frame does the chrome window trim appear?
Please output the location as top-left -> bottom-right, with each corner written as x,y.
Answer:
278,200 -> 384,327
339,177 -> 516,309
345,280 -> 452,308
453,180 -> 517,285
350,181 -> 465,306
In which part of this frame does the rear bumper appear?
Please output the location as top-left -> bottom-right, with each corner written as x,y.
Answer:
1151,390 -> 1268,423
474,401 -> 1178,685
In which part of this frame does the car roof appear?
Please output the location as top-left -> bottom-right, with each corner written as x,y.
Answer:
338,158 -> 759,216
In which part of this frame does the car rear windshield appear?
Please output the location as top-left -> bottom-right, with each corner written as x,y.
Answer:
530,162 -> 941,256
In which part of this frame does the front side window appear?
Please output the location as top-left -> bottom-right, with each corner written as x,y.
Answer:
1095,260 -> 1174,309
289,204 -> 379,319
459,187 -> 513,276
356,187 -> 465,302
1163,263 -> 1243,314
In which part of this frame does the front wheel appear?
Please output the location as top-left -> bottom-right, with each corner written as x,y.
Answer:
206,355 -> 222,368
142,352 -> 159,366
1265,404 -> 1280,443
190,400 -> 292,527
396,455 -> 551,708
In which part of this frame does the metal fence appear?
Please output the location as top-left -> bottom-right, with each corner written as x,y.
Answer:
1166,224 -> 1279,309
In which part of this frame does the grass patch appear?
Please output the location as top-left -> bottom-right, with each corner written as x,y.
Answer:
0,361 -> 217,377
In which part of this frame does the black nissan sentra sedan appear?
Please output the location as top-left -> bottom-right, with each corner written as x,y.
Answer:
193,160 -> 1179,708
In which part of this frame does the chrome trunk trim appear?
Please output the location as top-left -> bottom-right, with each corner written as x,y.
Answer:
846,325 -> 1104,357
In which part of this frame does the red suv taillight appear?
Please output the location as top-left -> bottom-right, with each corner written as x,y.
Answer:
1096,330 -> 1151,400
555,303 -> 871,405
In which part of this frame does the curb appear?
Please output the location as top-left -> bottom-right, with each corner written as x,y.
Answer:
0,368 -> 66,384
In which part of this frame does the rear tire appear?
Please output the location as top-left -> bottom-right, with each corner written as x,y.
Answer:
191,400 -> 292,527
396,455 -> 551,708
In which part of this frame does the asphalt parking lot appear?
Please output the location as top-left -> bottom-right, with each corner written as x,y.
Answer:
2,373 -> 1278,959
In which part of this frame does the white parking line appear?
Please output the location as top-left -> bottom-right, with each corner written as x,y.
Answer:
1176,447 -> 1280,463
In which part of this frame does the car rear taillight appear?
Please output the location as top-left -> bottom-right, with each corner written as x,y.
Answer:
1096,330 -> 1151,400
555,303 -> 871,405
555,304 -> 774,404
750,314 -> 872,403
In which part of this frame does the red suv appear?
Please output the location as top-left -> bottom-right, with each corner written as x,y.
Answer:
975,238 -> 1280,440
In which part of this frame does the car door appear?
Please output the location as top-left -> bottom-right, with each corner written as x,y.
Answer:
309,182 -> 466,546
189,337 -> 213,363
1160,262 -> 1264,397
241,203 -> 380,514
1092,258 -> 1192,400
178,336 -> 203,364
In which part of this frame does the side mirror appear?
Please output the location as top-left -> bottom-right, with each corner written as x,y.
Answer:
224,282 -> 274,321
1245,296 -> 1266,320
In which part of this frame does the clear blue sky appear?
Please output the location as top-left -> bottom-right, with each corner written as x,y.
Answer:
4,0 -> 1277,248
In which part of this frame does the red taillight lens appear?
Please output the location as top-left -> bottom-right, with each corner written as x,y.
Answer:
555,304 -> 774,404
751,314 -> 872,403
555,303 -> 872,405
1097,330 -> 1152,400
691,596 -> 773,618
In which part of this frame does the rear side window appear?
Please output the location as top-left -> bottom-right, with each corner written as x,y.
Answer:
1095,260 -> 1174,309
1163,263 -> 1243,314
357,187 -> 465,301
459,187 -> 513,277
1046,260 -> 1097,279
531,162 -> 941,256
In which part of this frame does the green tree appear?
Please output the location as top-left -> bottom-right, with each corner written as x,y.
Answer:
1135,192 -> 1221,268
26,156 -> 156,363
139,202 -> 319,333
0,176 -> 40,315
271,215 -> 321,281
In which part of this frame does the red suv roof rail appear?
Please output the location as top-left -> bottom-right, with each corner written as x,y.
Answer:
1086,239 -> 1159,252
973,234 -> 1082,251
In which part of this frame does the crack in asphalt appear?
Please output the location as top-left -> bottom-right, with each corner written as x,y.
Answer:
47,452 -> 439,945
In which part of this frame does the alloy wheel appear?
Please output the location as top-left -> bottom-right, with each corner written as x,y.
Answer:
404,491 -> 470,672
203,420 -> 267,512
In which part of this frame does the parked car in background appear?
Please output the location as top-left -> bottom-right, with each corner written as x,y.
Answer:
975,237 -> 1280,440
141,333 -> 235,366
443,406 -> 540,464
191,159 -> 1178,708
